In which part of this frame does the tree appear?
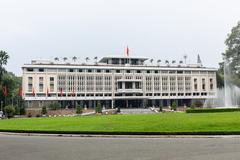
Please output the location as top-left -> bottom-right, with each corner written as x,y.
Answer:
76,105 -> 83,114
63,57 -> 68,62
95,102 -> 102,113
4,105 -> 15,118
190,103 -> 196,109
171,101 -> 177,111
48,102 -> 61,110
159,104 -> 163,112
0,51 -> 9,82
94,57 -> 98,64
54,57 -> 59,61
41,106 -> 47,115
219,21 -> 240,87
85,57 -> 90,63
72,56 -> 77,62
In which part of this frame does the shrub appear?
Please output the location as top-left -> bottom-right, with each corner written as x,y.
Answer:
14,106 -> 20,115
41,106 -> 47,115
48,102 -> 61,110
171,101 -> 177,111
194,101 -> 203,108
36,114 -> 41,117
20,106 -> 26,115
159,105 -> 163,112
76,105 -> 83,114
27,112 -> 32,118
4,105 -> 16,118
116,107 -> 121,113
186,108 -> 240,113
95,102 -> 102,113
190,103 -> 196,109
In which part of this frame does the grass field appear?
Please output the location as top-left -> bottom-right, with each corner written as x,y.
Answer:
1,112 -> 240,134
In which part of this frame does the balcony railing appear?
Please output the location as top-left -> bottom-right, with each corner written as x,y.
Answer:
117,89 -> 143,93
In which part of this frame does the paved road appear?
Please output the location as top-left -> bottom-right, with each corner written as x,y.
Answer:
0,135 -> 240,160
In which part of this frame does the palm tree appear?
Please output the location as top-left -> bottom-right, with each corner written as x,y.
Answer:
172,60 -> 176,64
157,60 -> 161,65
150,59 -> 153,65
85,57 -> 90,63
72,56 -> 77,62
54,57 -> 59,61
165,60 -> 169,64
183,54 -> 188,64
179,60 -> 183,64
0,50 -> 9,82
94,56 -> 98,63
63,57 -> 68,62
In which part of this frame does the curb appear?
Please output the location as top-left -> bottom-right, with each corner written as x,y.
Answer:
1,132 -> 240,139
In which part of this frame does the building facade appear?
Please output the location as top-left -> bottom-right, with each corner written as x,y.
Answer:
22,56 -> 217,109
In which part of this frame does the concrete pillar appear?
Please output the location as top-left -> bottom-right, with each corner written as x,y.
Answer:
133,82 -> 135,89
111,100 -> 115,109
94,100 -> 96,109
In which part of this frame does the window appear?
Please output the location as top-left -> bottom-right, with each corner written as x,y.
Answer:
202,78 -> 206,90
28,77 -> 33,92
137,70 -> 141,73
78,69 -> 83,72
210,78 -> 214,90
147,70 -> 150,73
39,77 -> 44,92
177,71 -> 183,74
38,68 -> 44,72
106,70 -> 110,73
97,69 -> 101,73
50,77 -> 54,92
69,69 -> 74,72
194,78 -> 198,90
88,69 -> 92,73
27,68 -> 33,72
116,70 -> 120,73
169,71 -> 176,74
126,70 -> 130,73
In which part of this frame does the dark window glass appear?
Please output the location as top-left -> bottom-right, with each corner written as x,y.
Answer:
39,68 -> 44,72
27,68 -> 34,72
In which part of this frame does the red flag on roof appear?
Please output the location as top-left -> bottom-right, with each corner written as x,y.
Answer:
3,84 -> 7,97
125,46 -> 129,57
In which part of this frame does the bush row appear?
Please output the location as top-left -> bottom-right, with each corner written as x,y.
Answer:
186,108 -> 240,113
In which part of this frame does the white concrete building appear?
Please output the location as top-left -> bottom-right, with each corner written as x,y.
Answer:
22,56 -> 217,109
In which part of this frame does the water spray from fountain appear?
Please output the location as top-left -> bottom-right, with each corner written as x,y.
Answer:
204,57 -> 240,108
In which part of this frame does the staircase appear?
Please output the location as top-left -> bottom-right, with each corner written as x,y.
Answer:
120,108 -> 156,114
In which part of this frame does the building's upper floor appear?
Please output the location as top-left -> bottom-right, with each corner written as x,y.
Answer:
23,56 -> 217,74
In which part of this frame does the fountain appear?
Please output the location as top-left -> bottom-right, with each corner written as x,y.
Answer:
204,58 -> 240,108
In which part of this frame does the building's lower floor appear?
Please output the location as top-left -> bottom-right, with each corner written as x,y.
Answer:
25,98 -> 207,109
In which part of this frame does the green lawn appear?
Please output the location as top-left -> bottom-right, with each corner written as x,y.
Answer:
1,112 -> 240,134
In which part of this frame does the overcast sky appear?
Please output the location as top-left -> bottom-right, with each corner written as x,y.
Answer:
0,0 -> 240,75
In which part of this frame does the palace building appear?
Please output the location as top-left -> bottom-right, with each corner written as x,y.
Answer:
22,55 -> 217,109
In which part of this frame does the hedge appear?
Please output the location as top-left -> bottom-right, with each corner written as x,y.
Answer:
186,108 -> 240,113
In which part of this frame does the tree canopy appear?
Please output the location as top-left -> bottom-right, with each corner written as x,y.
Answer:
219,21 -> 240,87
